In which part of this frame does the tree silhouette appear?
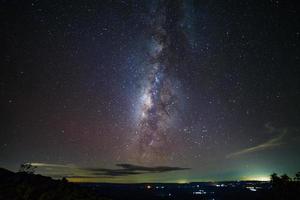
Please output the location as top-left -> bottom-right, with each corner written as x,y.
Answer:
280,174 -> 291,184
270,173 -> 281,188
295,171 -> 300,182
19,163 -> 36,174
269,172 -> 300,199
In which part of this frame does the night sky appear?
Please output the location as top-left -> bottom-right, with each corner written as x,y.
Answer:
1,0 -> 300,183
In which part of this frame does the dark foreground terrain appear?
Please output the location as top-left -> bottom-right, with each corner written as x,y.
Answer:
0,168 -> 108,200
1,168 -> 300,200
81,181 -> 270,200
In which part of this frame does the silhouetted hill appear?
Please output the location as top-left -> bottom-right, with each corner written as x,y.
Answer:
0,168 -> 109,200
0,168 -> 14,177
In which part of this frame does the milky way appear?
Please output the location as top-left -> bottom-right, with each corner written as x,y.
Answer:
133,0 -> 185,163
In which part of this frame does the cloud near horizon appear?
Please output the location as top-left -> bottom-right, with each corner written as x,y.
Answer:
28,162 -> 190,179
226,128 -> 287,159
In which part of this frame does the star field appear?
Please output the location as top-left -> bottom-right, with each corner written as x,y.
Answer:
0,0 -> 299,182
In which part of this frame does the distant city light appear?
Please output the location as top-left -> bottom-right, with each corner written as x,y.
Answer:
246,186 -> 257,192
215,184 -> 226,187
242,176 -> 270,181
193,190 -> 207,195
177,179 -> 189,184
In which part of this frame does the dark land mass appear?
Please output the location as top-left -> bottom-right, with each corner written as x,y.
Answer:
0,168 -> 109,200
1,167 -> 300,200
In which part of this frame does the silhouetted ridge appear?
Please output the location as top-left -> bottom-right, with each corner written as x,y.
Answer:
0,168 -> 109,200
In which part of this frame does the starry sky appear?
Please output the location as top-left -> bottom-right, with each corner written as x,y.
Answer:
1,0 -> 300,183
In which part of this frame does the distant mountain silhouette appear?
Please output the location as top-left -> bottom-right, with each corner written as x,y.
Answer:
0,168 -> 109,200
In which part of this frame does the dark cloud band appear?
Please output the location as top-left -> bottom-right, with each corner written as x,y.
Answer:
30,163 -> 189,179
